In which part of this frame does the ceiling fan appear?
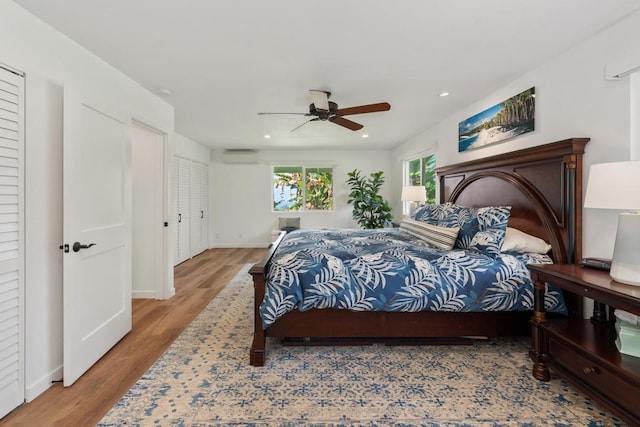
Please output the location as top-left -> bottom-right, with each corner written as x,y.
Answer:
258,90 -> 391,132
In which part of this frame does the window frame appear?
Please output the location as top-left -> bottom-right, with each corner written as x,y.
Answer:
402,151 -> 437,215
271,164 -> 334,212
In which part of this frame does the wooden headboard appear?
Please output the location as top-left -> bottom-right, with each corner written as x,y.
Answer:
436,138 -> 589,265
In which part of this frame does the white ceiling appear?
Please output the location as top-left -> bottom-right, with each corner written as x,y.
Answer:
13,0 -> 640,150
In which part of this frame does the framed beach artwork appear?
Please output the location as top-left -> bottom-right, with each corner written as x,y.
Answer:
458,87 -> 535,152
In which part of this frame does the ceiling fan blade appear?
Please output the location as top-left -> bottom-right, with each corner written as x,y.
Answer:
330,116 -> 364,131
291,118 -> 320,132
309,90 -> 330,111
258,112 -> 308,115
336,102 -> 391,116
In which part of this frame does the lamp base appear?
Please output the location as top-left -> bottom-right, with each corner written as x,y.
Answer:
408,201 -> 417,215
611,212 -> 640,286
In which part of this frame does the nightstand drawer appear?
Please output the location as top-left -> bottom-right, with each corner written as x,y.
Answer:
549,337 -> 639,414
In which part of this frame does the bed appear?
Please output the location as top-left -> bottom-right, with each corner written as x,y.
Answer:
249,138 -> 589,366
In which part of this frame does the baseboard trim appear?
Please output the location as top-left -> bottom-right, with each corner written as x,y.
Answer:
211,242 -> 268,248
26,364 -> 63,402
164,286 -> 175,300
132,290 -> 156,299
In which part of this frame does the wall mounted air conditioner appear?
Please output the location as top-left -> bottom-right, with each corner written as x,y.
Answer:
222,149 -> 259,164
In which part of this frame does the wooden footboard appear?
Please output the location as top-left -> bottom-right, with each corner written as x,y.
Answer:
249,231 -> 286,366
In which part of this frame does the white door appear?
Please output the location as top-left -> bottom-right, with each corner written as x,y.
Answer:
172,155 -> 191,265
190,161 -> 209,256
177,157 -> 191,262
62,88 -> 132,386
0,65 -> 24,418
190,161 -> 202,256
171,156 -> 180,266
199,164 -> 209,252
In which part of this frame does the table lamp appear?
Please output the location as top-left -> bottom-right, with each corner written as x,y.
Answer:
401,185 -> 426,214
583,161 -> 640,285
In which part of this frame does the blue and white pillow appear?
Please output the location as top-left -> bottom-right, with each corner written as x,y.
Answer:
437,204 -> 511,256
411,203 -> 450,224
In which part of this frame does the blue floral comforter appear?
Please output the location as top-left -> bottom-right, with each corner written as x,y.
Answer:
260,228 -> 566,329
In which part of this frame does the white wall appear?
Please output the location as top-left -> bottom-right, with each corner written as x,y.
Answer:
210,149 -> 393,247
0,1 -> 174,401
171,132 -> 211,162
631,72 -> 640,160
392,9 -> 640,263
23,72 -> 63,402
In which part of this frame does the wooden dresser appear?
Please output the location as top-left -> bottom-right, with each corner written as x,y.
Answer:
528,263 -> 640,425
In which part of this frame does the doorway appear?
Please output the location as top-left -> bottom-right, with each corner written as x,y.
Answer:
132,121 -> 168,299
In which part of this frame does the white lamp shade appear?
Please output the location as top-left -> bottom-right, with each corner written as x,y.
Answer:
401,186 -> 426,202
584,161 -> 640,210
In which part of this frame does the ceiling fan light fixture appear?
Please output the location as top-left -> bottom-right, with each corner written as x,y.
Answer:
259,90 -> 390,132
309,90 -> 330,111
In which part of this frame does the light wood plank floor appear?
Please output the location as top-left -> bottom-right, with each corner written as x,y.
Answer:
1,247 -> 266,427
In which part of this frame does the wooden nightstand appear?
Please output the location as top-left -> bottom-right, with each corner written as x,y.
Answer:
528,264 -> 640,425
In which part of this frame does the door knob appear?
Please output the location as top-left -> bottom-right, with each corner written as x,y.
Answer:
72,242 -> 96,252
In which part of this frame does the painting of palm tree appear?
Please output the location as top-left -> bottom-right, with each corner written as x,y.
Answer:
458,87 -> 535,152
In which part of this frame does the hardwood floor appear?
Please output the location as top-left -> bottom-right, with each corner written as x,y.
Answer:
1,247 -> 266,427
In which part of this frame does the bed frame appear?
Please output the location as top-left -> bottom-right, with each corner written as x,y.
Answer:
249,137 -> 589,366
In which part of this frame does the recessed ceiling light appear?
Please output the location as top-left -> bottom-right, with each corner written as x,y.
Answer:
439,92 -> 450,97
362,134 -> 369,138
264,134 -> 271,139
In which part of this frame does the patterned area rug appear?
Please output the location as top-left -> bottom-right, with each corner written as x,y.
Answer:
99,265 -> 626,426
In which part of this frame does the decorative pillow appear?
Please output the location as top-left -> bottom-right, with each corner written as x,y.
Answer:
500,227 -> 552,254
410,203 -> 449,224
399,218 -> 459,250
437,204 -> 511,256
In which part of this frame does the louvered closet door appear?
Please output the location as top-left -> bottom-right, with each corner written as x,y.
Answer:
177,157 -> 191,263
0,67 -> 24,418
199,164 -> 208,252
190,162 -> 203,256
171,156 -> 180,265
172,156 -> 192,265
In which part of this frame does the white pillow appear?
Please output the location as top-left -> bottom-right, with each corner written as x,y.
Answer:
500,227 -> 552,254
399,218 -> 459,250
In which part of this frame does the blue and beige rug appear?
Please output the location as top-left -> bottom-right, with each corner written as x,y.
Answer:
99,265 -> 626,426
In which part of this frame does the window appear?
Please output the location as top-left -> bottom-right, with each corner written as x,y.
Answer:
273,166 -> 333,211
405,154 -> 436,212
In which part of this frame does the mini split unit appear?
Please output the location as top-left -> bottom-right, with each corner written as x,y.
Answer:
222,149 -> 259,164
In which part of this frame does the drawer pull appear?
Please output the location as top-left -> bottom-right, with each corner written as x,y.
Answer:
583,367 -> 598,375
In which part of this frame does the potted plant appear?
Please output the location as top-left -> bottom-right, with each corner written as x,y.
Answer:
346,169 -> 393,229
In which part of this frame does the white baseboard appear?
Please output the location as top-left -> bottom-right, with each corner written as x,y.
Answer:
164,286 -> 175,300
132,290 -> 157,299
26,364 -> 63,402
211,241 -> 269,248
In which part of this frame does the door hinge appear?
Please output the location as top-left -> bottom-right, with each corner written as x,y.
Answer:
59,244 -> 69,253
